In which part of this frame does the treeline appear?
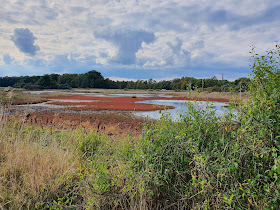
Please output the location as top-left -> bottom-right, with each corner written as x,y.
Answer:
0,70 -> 250,92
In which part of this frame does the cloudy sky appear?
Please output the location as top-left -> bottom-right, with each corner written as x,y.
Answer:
0,0 -> 279,81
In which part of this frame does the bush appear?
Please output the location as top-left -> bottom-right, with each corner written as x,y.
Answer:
136,45 -> 280,208
138,102 -> 238,208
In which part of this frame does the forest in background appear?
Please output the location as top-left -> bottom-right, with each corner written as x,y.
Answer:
0,70 -> 250,92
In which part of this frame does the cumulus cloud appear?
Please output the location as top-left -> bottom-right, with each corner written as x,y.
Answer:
11,28 -> 40,56
166,37 -> 191,66
94,27 -> 155,65
1,0 -> 280,79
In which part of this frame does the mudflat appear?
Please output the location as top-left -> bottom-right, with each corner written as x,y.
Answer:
3,89 -> 243,136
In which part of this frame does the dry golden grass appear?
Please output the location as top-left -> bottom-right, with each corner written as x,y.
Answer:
0,142 -> 80,209
0,106 -> 81,209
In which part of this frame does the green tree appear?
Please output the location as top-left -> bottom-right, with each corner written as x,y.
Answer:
36,74 -> 57,89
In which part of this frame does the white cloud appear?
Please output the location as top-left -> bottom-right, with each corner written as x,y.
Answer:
94,26 -> 155,64
0,0 -> 280,79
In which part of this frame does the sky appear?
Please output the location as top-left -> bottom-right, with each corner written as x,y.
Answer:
0,0 -> 279,81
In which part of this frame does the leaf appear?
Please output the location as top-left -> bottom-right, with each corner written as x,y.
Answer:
229,195 -> 234,203
277,167 -> 280,174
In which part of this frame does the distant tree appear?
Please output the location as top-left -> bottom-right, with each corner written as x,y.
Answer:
36,74 -> 57,89
171,79 -> 181,91
85,70 -> 105,88
71,75 -> 80,88
233,77 -> 251,92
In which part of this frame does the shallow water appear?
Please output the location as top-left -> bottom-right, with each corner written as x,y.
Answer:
23,91 -> 234,120
134,100 -> 233,120
25,91 -> 172,98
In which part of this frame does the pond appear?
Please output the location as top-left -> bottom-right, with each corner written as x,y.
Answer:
134,100 -> 234,121
24,91 -> 235,120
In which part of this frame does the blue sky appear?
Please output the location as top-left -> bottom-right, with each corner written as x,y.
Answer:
0,0 -> 279,81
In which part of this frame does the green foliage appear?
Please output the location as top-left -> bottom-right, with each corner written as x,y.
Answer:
134,46 -> 280,208
138,103 -> 238,208
76,133 -> 139,209
245,45 -> 280,141
78,132 -> 104,160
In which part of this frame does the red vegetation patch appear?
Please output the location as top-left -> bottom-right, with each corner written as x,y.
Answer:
21,112 -> 146,137
47,95 -> 229,111
51,101 -> 173,111
48,96 -> 173,111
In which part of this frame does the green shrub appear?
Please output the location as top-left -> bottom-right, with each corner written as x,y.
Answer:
137,102 -> 238,208
78,133 -> 104,160
135,46 -> 280,208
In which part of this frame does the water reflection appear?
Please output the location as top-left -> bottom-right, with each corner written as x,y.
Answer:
134,100 -> 232,121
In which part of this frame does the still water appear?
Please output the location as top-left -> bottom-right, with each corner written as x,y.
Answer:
134,100 -> 232,121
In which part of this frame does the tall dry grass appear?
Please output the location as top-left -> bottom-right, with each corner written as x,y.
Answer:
0,103 -> 143,209
0,142 -> 80,209
0,104 -> 81,209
